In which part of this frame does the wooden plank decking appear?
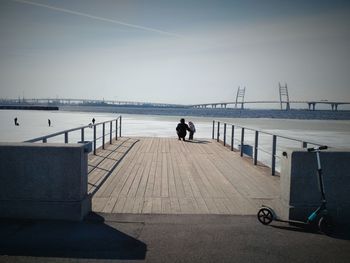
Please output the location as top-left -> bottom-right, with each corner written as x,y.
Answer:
88,137 -> 280,215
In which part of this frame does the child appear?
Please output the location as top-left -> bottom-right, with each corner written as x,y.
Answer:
188,121 -> 196,140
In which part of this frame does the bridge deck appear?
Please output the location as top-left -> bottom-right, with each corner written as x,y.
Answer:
88,137 -> 279,215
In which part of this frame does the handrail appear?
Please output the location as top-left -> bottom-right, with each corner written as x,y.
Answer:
24,116 -> 122,155
212,120 -> 323,175
218,121 -> 322,146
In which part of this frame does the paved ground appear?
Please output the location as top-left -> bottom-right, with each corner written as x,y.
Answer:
0,213 -> 349,263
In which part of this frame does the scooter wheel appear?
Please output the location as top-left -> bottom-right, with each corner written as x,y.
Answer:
318,215 -> 333,235
257,207 -> 274,225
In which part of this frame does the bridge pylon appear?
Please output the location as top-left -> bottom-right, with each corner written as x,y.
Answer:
235,86 -> 246,109
279,83 -> 290,110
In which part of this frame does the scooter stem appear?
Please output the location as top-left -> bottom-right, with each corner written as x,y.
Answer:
316,150 -> 322,170
316,151 -> 326,201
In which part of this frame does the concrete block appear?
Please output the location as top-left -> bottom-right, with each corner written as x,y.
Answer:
279,148 -> 350,224
0,143 -> 91,221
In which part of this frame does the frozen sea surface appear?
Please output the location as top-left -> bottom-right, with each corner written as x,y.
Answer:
1,109 -> 349,171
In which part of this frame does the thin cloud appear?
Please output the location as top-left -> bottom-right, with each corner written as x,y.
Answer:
12,0 -> 183,38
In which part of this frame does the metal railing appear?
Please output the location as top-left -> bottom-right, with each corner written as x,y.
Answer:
25,116 -> 122,155
212,120 -> 323,175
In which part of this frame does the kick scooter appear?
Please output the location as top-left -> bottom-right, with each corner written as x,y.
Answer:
257,146 -> 333,234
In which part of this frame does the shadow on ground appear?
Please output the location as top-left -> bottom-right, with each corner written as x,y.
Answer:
0,213 -> 146,260
270,222 -> 350,241
88,138 -> 139,196
186,139 -> 210,144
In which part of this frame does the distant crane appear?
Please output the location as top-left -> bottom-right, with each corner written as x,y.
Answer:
235,86 -> 246,109
279,83 -> 290,110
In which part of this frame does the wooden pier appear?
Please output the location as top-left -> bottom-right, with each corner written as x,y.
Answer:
88,137 -> 279,215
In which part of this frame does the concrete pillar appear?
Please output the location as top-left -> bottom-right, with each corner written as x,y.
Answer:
0,143 -> 91,221
279,148 -> 350,225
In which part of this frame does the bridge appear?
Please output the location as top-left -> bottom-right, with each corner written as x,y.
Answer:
189,84 -> 350,111
190,100 -> 350,111
0,98 -> 185,108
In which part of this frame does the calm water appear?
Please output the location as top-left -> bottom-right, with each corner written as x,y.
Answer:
1,109 -> 350,171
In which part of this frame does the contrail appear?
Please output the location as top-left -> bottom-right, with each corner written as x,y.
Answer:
12,0 -> 182,37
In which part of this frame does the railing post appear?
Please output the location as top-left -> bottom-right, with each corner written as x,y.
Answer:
217,121 -> 220,142
116,119 -> 118,140
212,121 -> 215,139
93,125 -> 96,155
102,123 -> 105,149
42,138 -> 47,143
302,141 -> 307,148
119,116 -> 122,137
272,135 -> 277,175
64,132 -> 68,143
110,121 -> 112,144
223,123 -> 227,146
81,128 -> 84,142
240,128 -> 245,157
254,131 -> 259,165
231,125 -> 234,151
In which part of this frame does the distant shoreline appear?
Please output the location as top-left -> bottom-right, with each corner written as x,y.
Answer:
2,104 -> 350,120
60,105 -> 350,120
0,105 -> 59,111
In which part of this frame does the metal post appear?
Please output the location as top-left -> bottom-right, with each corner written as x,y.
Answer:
43,138 -> 47,143
254,131 -> 259,165
231,125 -> 234,151
272,135 -> 277,175
302,141 -> 307,148
116,119 -> 118,140
223,123 -> 227,146
217,121 -> 220,142
64,132 -> 68,143
102,123 -> 105,149
110,121 -> 112,144
240,128 -> 245,157
212,121 -> 215,139
81,128 -> 84,142
119,116 -> 122,137
93,125 -> 96,155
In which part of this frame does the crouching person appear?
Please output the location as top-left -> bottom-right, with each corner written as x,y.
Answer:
176,118 -> 190,141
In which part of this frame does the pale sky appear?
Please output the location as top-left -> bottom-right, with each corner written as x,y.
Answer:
0,0 -> 350,104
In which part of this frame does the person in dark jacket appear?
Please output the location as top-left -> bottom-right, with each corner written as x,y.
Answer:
176,118 -> 190,141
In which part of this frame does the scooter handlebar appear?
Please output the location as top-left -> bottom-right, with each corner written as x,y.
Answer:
307,145 -> 328,152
